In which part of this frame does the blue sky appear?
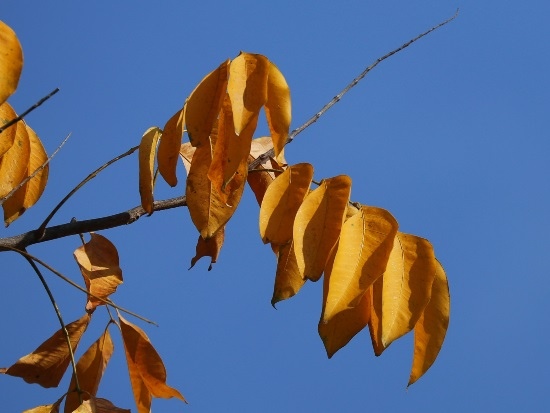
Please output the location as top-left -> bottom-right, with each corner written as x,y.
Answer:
2,1 -> 549,412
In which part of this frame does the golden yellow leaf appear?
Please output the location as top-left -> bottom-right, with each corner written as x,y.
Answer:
158,107 -> 185,187
119,315 -> 186,413
259,163 -> 313,245
408,259 -> 450,386
271,241 -> 306,307
189,226 -> 225,271
178,142 -> 196,175
70,400 -> 93,413
319,245 -> 371,358
265,61 -> 291,162
3,124 -> 49,226
208,95 -> 255,200
1,314 -> 91,388
293,175 -> 352,281
0,21 -> 23,105
0,117 -> 30,199
322,206 -> 398,323
64,329 -> 114,413
185,60 -> 229,147
138,126 -> 161,215
186,124 -> 247,238
380,232 -> 437,347
227,52 -> 269,135
23,402 -> 61,413
74,233 -> 123,313
0,101 -> 17,157
367,282 -> 385,356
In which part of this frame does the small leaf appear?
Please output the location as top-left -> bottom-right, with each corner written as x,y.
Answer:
73,233 -> 123,313
23,402 -> 61,413
259,163 -> 313,245
0,101 -> 17,157
0,116 -> 30,199
408,259 -> 450,386
247,136 -> 285,206
189,226 -> 225,271
93,398 -> 130,413
2,314 -> 91,388
227,52 -> 269,135
185,59 -> 229,147
138,127 -> 162,215
178,142 -> 196,175
293,175 -> 351,281
158,107 -> 185,187
0,21 -> 23,105
367,282 -> 385,356
271,241 -> 306,307
70,400 -> 94,413
265,61 -> 291,162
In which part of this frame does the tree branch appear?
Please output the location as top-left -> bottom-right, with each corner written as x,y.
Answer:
0,88 -> 60,134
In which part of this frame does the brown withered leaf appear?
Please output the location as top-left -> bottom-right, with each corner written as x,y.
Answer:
179,142 -> 196,175
227,52 -> 269,135
189,226 -> 225,271
259,163 -> 313,245
74,233 -> 123,313
408,259 -> 450,386
158,107 -> 185,187
64,329 -> 114,413
0,116 -> 30,199
293,175 -> 352,282
185,59 -> 229,147
119,315 -> 186,413
3,124 -> 49,226
1,314 -> 91,388
265,61 -> 291,162
0,21 -> 23,105
138,127 -> 162,215
0,101 -> 17,157
271,241 -> 306,307
247,136 -> 285,206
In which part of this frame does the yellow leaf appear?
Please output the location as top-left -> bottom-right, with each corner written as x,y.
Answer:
185,59 -> 229,147
0,101 -> 17,157
265,61 -> 291,162
119,315 -> 186,413
186,123 -> 247,238
0,21 -> 23,105
259,163 -> 313,245
3,124 -> 49,225
1,314 -> 91,388
23,402 -> 61,413
0,116 -> 30,199
227,52 -> 269,135
380,232 -> 437,347
70,400 -> 93,413
73,233 -> 123,313
271,241 -> 306,307
319,245 -> 370,358
322,206 -> 398,323
64,329 -> 114,413
247,136 -> 286,206
138,127 -> 161,215
408,259 -> 450,386
208,95 -> 255,200
158,107 -> 185,187
367,282 -> 385,356
178,142 -> 196,175
189,226 -> 225,271
293,175 -> 351,281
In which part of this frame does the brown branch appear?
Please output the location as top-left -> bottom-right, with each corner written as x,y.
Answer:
0,88 -> 60,134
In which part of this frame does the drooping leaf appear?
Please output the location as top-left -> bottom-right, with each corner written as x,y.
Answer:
227,52 -> 269,135
293,175 -> 352,281
271,241 -> 306,307
158,107 -> 185,187
259,163 -> 313,245
367,282 -> 385,356
322,206 -> 398,323
138,126 -> 162,215
74,233 -> 123,313
189,226 -> 225,271
64,329 -> 114,413
247,136 -> 285,206
0,116 -> 30,199
380,232 -> 437,348
1,314 -> 91,388
0,101 -> 17,157
408,259 -> 450,386
186,123 -> 247,238
3,124 -> 49,225
185,59 -> 229,147
119,315 -> 186,413
265,61 -> 291,162
0,21 -> 23,105
208,94 -> 255,200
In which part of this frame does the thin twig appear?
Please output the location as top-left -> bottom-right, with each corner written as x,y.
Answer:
0,88 -> 60,134
248,9 -> 459,170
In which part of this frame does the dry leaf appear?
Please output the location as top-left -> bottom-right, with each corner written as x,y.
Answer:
247,136 -> 285,206
367,282 -> 385,356
158,107 -> 185,187
23,402 -> 61,413
271,241 -> 306,307
265,61 -> 291,162
93,398 -> 130,413
1,314 -> 91,388
189,226 -> 225,270
138,126 -> 162,215
0,21 -> 23,105
179,142 -> 196,175
0,116 -> 30,198
0,101 -> 17,157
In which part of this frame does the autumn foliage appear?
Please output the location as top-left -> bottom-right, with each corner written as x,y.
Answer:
0,18 -> 451,413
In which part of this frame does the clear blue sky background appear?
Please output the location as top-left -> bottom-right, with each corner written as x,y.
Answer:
2,1 -> 549,412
